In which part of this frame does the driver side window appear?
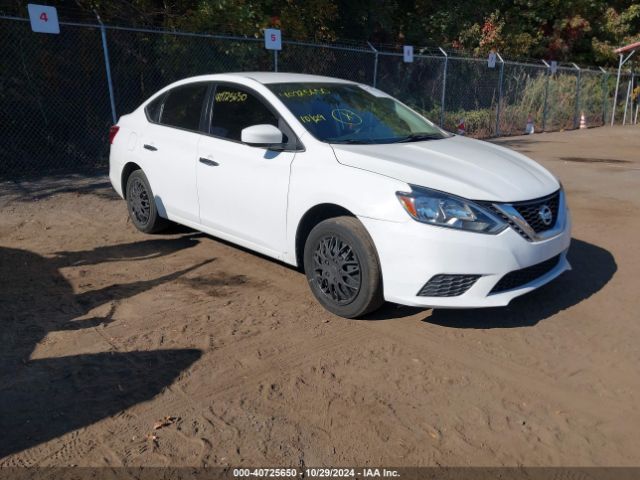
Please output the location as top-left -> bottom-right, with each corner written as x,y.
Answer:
208,85 -> 300,150
209,86 -> 278,141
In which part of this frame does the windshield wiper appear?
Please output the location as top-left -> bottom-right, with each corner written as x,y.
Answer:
329,139 -> 376,144
393,133 -> 443,143
329,134 -> 442,145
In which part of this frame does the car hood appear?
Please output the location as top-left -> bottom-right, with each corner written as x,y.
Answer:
331,135 -> 559,202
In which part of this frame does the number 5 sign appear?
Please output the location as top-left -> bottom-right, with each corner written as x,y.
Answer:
264,28 -> 282,51
28,4 -> 60,34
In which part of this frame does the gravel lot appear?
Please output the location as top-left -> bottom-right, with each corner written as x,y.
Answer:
1,126 -> 639,467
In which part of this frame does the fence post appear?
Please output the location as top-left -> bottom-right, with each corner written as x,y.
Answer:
572,63 -> 581,129
599,67 -> 608,126
629,72 -> 638,125
367,42 -> 378,87
541,60 -> 551,131
439,47 -> 448,128
635,74 -> 639,124
495,53 -> 505,136
622,71 -> 632,125
611,54 -> 624,125
632,72 -> 636,124
95,12 -> 117,124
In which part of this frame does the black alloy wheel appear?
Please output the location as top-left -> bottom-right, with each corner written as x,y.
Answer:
125,169 -> 168,234
129,176 -> 151,225
312,234 -> 362,305
303,216 -> 384,318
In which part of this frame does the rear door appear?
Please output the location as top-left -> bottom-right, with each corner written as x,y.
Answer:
196,83 -> 299,255
139,82 -> 210,223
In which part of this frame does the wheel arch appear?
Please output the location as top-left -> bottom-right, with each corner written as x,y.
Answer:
294,203 -> 358,270
121,162 -> 142,199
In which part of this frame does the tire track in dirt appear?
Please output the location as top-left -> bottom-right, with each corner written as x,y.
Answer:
358,318 -> 640,431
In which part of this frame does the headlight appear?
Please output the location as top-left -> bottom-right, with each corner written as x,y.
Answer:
396,186 -> 507,234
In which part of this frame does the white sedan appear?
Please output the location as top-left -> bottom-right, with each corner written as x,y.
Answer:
108,72 -> 571,318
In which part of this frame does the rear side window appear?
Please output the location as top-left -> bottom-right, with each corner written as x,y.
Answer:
145,94 -> 164,122
160,83 -> 208,131
210,86 -> 279,141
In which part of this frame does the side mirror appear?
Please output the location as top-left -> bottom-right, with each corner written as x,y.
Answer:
241,124 -> 284,147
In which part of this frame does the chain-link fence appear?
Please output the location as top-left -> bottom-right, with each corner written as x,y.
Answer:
0,19 -> 112,176
0,15 -> 636,178
376,52 -> 445,124
279,41 -> 375,85
610,71 -> 637,125
107,28 -> 271,116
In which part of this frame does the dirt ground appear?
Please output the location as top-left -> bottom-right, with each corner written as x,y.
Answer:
1,126 -> 639,467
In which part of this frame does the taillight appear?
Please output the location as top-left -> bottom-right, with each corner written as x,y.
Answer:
109,125 -> 120,144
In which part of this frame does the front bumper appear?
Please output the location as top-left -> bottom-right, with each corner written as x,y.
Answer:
360,207 -> 572,308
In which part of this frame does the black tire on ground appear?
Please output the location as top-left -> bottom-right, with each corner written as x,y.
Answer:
303,216 -> 384,318
125,170 -> 168,234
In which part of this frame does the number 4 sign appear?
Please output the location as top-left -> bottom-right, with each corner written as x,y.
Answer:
28,4 -> 60,34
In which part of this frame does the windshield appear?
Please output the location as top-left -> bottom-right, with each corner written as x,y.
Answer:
267,82 -> 450,144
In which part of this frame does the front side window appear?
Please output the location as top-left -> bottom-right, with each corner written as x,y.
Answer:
209,86 -> 279,141
268,82 -> 449,144
159,83 -> 208,131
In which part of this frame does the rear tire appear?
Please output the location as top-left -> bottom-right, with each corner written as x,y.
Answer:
303,216 -> 384,318
125,170 -> 168,234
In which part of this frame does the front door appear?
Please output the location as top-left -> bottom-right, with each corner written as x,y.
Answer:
196,84 -> 297,256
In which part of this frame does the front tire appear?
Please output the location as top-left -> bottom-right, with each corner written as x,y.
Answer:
303,216 -> 384,318
125,170 -> 168,233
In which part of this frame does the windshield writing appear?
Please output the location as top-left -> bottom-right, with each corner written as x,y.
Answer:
268,83 -> 448,144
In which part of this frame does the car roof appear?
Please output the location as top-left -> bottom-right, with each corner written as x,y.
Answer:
189,72 -> 357,85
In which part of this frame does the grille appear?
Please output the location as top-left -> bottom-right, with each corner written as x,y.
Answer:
417,274 -> 480,297
490,255 -> 561,294
512,191 -> 560,233
485,204 -> 530,239
481,190 -> 561,241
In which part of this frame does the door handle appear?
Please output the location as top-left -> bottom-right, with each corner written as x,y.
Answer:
199,157 -> 219,167
143,144 -> 157,151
